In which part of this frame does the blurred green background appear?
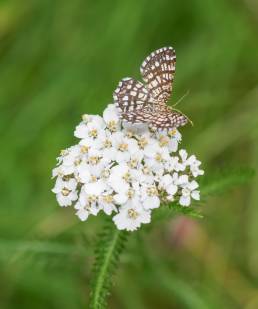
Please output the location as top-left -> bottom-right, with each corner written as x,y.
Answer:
0,0 -> 258,308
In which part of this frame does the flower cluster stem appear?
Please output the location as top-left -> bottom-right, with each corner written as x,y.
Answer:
89,223 -> 128,309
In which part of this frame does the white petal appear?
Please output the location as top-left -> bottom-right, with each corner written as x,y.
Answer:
179,195 -> 191,206
57,194 -> 72,207
113,193 -> 128,205
69,191 -> 78,202
179,149 -> 188,161
67,179 -> 77,190
168,139 -> 178,152
161,174 -> 173,187
61,165 -> 75,175
138,210 -> 151,224
189,180 -> 199,191
84,181 -> 106,195
103,104 -> 120,123
177,175 -> 189,185
90,204 -> 100,216
187,155 -> 196,165
76,209 -> 89,221
191,190 -> 200,200
143,196 -> 160,209
77,166 -> 91,183
102,203 -> 116,215
167,184 -> 178,195
74,123 -> 88,138
110,164 -> 128,176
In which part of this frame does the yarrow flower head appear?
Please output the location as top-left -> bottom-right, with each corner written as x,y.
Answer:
52,104 -> 204,231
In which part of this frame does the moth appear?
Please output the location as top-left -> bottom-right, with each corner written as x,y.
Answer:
113,47 -> 189,130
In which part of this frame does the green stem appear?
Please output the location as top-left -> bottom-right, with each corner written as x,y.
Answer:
89,224 -> 128,309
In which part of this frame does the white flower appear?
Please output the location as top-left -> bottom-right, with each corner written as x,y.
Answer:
144,143 -> 170,174
138,134 -> 157,154
52,103 -> 204,231
76,162 -> 91,183
100,132 -> 117,162
111,131 -> 140,163
103,104 -> 120,132
189,156 -> 204,177
159,174 -> 178,196
74,122 -> 89,139
113,199 -> 151,231
52,166 -> 62,178
75,200 -> 99,221
56,145 -> 82,176
155,128 -> 181,152
85,180 -> 108,196
75,188 -> 101,221
108,164 -> 133,193
179,178 -> 200,206
99,193 -> 117,215
138,164 -> 155,184
74,115 -> 106,140
79,136 -> 102,151
85,148 -> 110,177
113,181 -> 140,206
52,177 -> 78,207
165,156 -> 182,172
140,184 -> 160,210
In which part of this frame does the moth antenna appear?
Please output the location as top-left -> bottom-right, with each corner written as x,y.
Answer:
172,107 -> 194,126
172,90 -> 190,107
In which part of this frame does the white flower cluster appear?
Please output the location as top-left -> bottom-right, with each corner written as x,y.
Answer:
52,104 -> 204,231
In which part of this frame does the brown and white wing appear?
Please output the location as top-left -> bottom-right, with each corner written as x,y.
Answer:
140,47 -> 176,103
113,77 -> 156,114
123,105 -> 188,130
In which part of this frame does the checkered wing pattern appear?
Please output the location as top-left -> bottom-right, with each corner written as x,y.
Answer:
113,77 -> 156,114
113,47 -> 188,130
140,47 -> 176,103
123,105 -> 188,130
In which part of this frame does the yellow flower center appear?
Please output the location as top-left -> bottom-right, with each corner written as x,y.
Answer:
142,166 -> 151,175
168,129 -> 177,137
80,145 -> 89,153
107,120 -> 117,132
138,137 -> 148,149
89,156 -> 100,165
159,136 -> 169,147
118,143 -> 128,152
103,139 -> 112,148
127,188 -> 135,199
126,131 -> 133,138
155,153 -> 163,162
147,186 -> 158,196
88,129 -> 98,138
101,169 -> 110,179
74,158 -> 82,166
122,172 -> 131,182
61,188 -> 70,196
128,208 -> 138,219
128,159 -> 138,168
90,175 -> 97,182
102,195 -> 113,203
88,195 -> 97,203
